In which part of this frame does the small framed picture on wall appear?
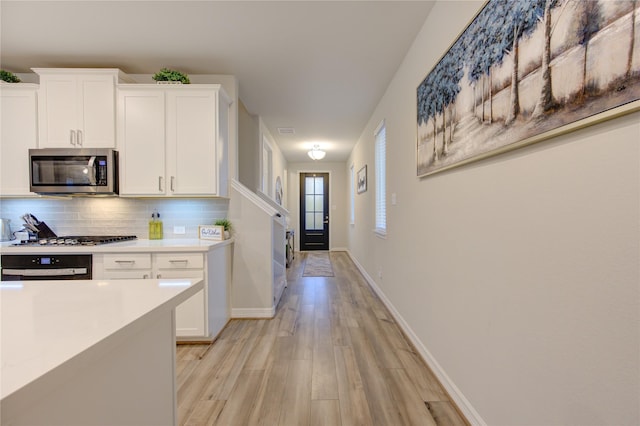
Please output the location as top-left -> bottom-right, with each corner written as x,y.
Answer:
357,165 -> 367,194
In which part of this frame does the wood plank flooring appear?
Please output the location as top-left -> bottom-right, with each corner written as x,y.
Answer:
176,251 -> 468,426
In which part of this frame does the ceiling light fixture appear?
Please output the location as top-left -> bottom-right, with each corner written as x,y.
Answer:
307,144 -> 326,160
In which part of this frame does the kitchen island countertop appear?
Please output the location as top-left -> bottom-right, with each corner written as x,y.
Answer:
1,277 -> 203,425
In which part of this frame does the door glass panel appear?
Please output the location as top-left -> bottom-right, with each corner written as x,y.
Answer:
305,176 -> 325,231
306,195 -> 315,210
305,213 -> 316,230
306,178 -> 315,195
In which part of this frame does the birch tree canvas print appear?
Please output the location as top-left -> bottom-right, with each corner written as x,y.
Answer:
417,0 -> 640,177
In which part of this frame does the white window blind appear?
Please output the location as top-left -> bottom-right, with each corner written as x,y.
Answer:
350,163 -> 355,225
375,121 -> 386,234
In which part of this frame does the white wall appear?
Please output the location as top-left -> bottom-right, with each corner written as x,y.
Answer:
238,99 -> 260,191
287,162 -> 348,251
348,1 -> 640,425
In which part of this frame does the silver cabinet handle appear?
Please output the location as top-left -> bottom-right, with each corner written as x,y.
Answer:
159,176 -> 163,192
115,260 -> 135,264
169,259 -> 188,264
77,129 -> 83,146
70,129 -> 76,146
170,176 -> 175,192
157,274 -> 161,279
143,274 -> 149,279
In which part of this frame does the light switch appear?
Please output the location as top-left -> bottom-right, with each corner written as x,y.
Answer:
174,225 -> 186,234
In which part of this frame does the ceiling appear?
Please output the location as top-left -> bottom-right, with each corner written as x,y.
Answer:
1,1 -> 435,163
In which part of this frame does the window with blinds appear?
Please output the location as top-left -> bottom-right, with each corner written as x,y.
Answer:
375,120 -> 386,235
350,163 -> 355,225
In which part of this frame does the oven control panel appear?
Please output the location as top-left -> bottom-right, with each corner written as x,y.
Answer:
1,254 -> 93,281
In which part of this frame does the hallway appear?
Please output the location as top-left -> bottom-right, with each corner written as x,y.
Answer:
176,252 -> 467,425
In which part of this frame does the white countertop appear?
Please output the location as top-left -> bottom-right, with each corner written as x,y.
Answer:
0,237 -> 233,254
0,277 -> 203,401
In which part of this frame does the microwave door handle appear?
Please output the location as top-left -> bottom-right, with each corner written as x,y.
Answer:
87,156 -> 97,185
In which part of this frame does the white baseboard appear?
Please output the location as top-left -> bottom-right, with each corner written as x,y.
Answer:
330,247 -> 348,252
231,307 -> 275,319
346,250 -> 486,426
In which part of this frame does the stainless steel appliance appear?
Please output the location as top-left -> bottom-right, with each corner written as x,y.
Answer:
13,235 -> 137,247
1,254 -> 92,281
29,148 -> 119,195
1,235 -> 137,280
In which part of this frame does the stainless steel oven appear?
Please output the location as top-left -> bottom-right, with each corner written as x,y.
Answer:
29,148 -> 119,195
1,254 -> 92,281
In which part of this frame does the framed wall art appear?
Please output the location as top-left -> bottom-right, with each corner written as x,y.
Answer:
416,0 -> 640,177
357,165 -> 367,194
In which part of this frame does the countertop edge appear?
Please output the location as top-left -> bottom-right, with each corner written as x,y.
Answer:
0,238 -> 234,254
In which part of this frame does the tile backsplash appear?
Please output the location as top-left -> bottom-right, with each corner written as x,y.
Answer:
0,197 -> 229,239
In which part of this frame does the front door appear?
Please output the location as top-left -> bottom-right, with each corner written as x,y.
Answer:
300,172 -> 329,251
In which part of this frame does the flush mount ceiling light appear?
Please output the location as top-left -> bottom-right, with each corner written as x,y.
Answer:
307,144 -> 326,160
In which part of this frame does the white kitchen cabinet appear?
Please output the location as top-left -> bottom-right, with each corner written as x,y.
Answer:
93,248 -> 229,341
99,253 -> 152,279
155,253 -> 206,337
117,84 -> 230,197
34,68 -> 133,148
0,83 -> 38,196
116,89 -> 165,195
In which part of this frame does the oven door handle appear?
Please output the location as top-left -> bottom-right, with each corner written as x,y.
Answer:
2,268 -> 88,276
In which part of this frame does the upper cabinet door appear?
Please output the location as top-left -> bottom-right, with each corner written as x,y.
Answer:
0,84 -> 39,196
35,69 -> 122,148
117,88 -> 166,196
76,75 -> 117,148
37,75 -> 78,148
166,89 -> 218,196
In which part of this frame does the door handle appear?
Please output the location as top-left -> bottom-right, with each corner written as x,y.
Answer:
87,156 -> 97,185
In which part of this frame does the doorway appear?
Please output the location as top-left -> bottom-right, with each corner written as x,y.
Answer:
299,172 -> 329,251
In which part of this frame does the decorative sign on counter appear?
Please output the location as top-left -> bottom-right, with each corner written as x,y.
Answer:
199,225 -> 225,241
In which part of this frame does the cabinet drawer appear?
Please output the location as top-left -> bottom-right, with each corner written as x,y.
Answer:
102,270 -> 152,280
155,253 -> 203,270
103,253 -> 152,270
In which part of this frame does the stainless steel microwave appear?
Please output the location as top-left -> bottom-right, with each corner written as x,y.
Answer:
29,148 -> 119,195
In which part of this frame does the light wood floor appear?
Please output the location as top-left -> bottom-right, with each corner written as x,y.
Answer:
176,251 -> 467,426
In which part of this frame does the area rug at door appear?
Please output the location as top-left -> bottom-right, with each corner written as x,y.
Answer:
302,252 -> 334,277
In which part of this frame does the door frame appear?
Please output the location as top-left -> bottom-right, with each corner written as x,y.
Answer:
295,170 -> 331,252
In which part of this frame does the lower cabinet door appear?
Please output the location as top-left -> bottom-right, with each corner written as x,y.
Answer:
157,269 -> 206,338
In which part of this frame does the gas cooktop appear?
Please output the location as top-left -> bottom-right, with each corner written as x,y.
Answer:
15,235 -> 137,246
